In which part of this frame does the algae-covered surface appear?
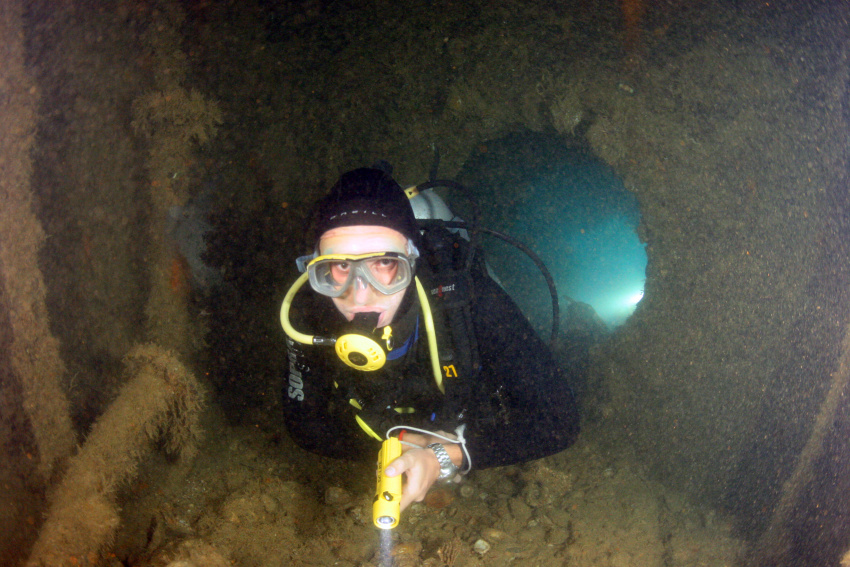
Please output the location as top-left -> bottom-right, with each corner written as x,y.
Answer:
111,407 -> 743,567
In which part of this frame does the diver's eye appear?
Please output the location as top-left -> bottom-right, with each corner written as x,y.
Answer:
369,258 -> 399,272
329,261 -> 351,283
367,258 -> 400,285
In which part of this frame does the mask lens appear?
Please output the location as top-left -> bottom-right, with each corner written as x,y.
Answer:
307,253 -> 412,297
329,260 -> 352,284
365,257 -> 400,287
309,259 -> 354,297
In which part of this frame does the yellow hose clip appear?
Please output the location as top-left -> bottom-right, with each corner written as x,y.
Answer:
381,326 -> 393,351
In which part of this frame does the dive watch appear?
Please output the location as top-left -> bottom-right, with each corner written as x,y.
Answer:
427,443 -> 459,482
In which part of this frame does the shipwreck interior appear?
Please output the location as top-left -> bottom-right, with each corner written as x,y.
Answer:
1,0 -> 849,566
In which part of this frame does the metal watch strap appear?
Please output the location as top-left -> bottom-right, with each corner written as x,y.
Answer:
427,442 -> 459,481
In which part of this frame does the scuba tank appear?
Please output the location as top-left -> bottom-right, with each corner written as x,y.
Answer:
407,179 -> 562,346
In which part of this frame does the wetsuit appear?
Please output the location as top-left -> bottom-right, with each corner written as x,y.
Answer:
282,249 -> 581,469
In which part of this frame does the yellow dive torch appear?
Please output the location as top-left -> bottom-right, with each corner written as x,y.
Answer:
373,437 -> 402,529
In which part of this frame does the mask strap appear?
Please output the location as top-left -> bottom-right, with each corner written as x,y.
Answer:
295,253 -> 315,273
407,240 -> 420,260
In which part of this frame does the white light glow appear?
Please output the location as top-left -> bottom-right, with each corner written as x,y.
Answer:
626,290 -> 645,306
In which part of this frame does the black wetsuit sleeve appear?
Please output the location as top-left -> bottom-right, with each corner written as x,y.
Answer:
459,277 -> 580,469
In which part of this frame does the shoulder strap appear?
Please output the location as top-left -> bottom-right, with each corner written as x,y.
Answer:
417,223 -> 481,381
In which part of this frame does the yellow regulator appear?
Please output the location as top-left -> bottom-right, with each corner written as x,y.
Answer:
335,332 -> 387,371
281,272 -> 445,391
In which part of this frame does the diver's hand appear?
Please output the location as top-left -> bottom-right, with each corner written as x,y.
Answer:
384,432 -> 463,511
384,445 -> 441,511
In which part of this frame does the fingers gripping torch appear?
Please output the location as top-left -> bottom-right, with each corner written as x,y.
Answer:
373,437 -> 402,529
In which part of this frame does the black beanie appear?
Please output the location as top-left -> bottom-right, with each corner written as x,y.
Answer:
311,168 -> 421,249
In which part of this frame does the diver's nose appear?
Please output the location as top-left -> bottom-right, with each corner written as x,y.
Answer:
352,276 -> 371,305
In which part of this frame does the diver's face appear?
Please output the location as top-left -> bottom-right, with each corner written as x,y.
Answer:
318,226 -> 409,327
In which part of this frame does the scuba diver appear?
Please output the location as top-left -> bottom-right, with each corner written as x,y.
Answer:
280,167 -> 580,511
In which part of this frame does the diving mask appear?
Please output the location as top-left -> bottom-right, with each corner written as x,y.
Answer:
306,252 -> 415,297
